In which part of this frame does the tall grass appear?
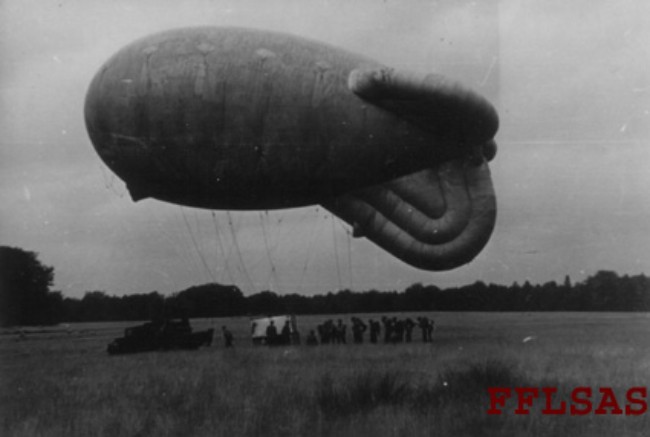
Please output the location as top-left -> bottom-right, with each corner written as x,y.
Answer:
1,313 -> 649,436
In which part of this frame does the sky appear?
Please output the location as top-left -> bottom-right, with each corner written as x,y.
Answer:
1,0 -> 649,299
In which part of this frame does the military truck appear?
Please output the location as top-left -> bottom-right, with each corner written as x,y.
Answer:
107,318 -> 214,354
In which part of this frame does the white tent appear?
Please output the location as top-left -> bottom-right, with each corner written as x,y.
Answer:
250,315 -> 299,345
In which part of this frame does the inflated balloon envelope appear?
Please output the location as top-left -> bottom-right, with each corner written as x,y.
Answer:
84,27 -> 499,271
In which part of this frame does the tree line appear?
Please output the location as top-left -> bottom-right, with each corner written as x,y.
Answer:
58,271 -> 649,323
1,246 -> 649,326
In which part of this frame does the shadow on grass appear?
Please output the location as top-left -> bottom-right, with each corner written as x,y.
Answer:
316,359 -> 524,419
317,370 -> 411,417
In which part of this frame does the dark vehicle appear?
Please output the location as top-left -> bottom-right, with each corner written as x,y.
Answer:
107,319 -> 214,355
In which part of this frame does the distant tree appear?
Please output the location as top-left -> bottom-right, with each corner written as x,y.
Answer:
80,291 -> 120,321
580,270 -> 621,310
0,246 -> 58,326
120,291 -> 165,321
61,296 -> 84,322
247,290 -> 284,315
281,293 -> 313,314
358,289 -> 400,313
168,283 -> 246,318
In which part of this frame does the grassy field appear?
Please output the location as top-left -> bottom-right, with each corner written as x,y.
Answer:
1,312 -> 649,436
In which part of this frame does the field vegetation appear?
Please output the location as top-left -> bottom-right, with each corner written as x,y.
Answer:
1,312 -> 649,436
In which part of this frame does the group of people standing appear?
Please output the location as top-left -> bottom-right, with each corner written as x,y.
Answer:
221,316 -> 436,348
304,316 -> 435,346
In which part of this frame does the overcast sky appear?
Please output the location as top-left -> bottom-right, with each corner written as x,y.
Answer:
1,0 -> 649,298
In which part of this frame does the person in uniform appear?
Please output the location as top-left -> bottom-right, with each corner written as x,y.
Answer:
281,320 -> 292,345
336,319 -> 347,344
306,330 -> 319,346
266,320 -> 278,346
404,318 -> 415,343
351,317 -> 367,344
369,319 -> 381,344
222,325 -> 234,348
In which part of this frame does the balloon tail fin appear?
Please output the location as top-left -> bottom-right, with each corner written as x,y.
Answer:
322,159 -> 496,271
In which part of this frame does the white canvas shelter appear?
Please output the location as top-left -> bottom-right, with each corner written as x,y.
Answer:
250,315 -> 298,344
